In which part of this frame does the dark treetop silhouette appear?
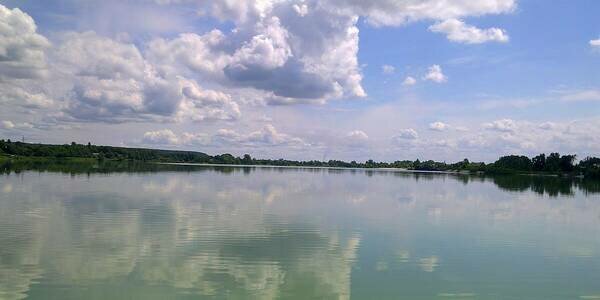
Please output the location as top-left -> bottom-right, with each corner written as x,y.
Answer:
1,139 -> 599,178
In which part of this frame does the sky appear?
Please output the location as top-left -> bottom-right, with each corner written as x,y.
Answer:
0,0 -> 599,162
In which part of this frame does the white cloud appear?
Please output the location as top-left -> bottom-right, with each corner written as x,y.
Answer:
346,130 -> 369,140
293,3 -> 309,17
48,31 -> 244,123
432,139 -> 456,148
0,4 -> 56,118
483,119 -> 518,133
143,129 -> 179,145
393,128 -> 419,140
402,76 -> 417,86
178,79 -> 241,122
214,124 -> 307,147
0,0 -> 536,161
560,90 -> 600,102
429,19 -> 509,44
345,130 -> 369,146
148,5 -> 366,103
0,0 -> 519,130
229,17 -> 292,70
538,122 -> 556,130
394,119 -> 600,160
381,65 -> 395,74
324,0 -> 516,27
0,5 -> 50,80
423,65 -> 447,83
0,85 -> 54,109
429,121 -> 449,131
1,120 -> 15,129
54,31 -> 178,121
143,129 -> 212,146
180,132 -> 210,145
161,0 -> 516,27
0,120 -> 34,130
0,2 -> 367,125
147,30 -> 231,79
143,125 -> 308,148
146,0 -> 515,104
471,119 -> 600,156
590,38 -> 600,48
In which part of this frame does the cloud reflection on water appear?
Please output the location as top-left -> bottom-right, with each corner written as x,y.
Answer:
0,167 -> 599,299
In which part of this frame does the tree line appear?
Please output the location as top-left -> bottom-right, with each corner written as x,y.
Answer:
1,139 -> 599,178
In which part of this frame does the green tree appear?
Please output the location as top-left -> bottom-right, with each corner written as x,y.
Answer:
559,154 -> 576,172
545,153 -> 560,172
494,155 -> 532,171
242,154 -> 253,165
532,154 -> 546,171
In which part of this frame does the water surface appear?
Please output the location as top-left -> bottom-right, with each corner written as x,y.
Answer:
1,165 -> 600,299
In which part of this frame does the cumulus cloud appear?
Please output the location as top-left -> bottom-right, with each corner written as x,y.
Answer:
323,0 -> 516,27
230,17 -> 292,70
167,0 -> 515,28
179,132 -> 211,145
0,5 -> 50,79
146,30 -> 231,79
402,76 -> 416,86
54,32 -> 180,121
590,38 -> 600,49
457,119 -> 600,157
346,130 -> 368,141
391,128 -> 420,150
142,124 -> 307,148
0,6 -> 242,125
483,119 -> 518,133
178,79 -> 241,122
45,31 -> 243,123
293,3 -> 308,17
429,19 -> 509,44
146,0 -> 514,104
343,130 -> 369,147
393,128 -> 419,140
147,5 -> 365,103
423,65 -> 447,83
143,129 -> 179,145
381,65 -> 395,74
429,121 -> 449,131
0,85 -> 54,109
388,119 -> 600,160
0,4 -> 56,116
0,120 -> 34,130
214,124 -> 307,147
0,0 -> 518,129
0,0 -> 531,161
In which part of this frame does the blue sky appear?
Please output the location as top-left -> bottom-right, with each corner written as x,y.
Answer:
1,0 -> 599,162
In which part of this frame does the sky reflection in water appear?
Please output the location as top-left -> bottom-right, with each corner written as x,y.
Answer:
1,166 -> 600,299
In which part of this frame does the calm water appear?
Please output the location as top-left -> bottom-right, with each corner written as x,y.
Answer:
1,165 -> 600,299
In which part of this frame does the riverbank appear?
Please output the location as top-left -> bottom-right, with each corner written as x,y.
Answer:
1,154 -> 594,179
1,139 -> 599,178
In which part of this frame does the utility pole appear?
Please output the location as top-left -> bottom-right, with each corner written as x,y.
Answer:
22,135 -> 24,143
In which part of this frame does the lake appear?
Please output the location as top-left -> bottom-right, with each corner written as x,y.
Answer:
1,164 -> 600,299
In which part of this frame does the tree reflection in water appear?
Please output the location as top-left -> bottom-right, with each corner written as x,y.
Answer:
1,164 -> 599,299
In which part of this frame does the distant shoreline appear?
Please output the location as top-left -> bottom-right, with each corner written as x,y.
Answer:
1,139 -> 599,179
160,163 -> 588,178
160,162 -> 458,174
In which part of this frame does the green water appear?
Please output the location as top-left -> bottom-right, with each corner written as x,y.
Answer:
1,165 -> 600,299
